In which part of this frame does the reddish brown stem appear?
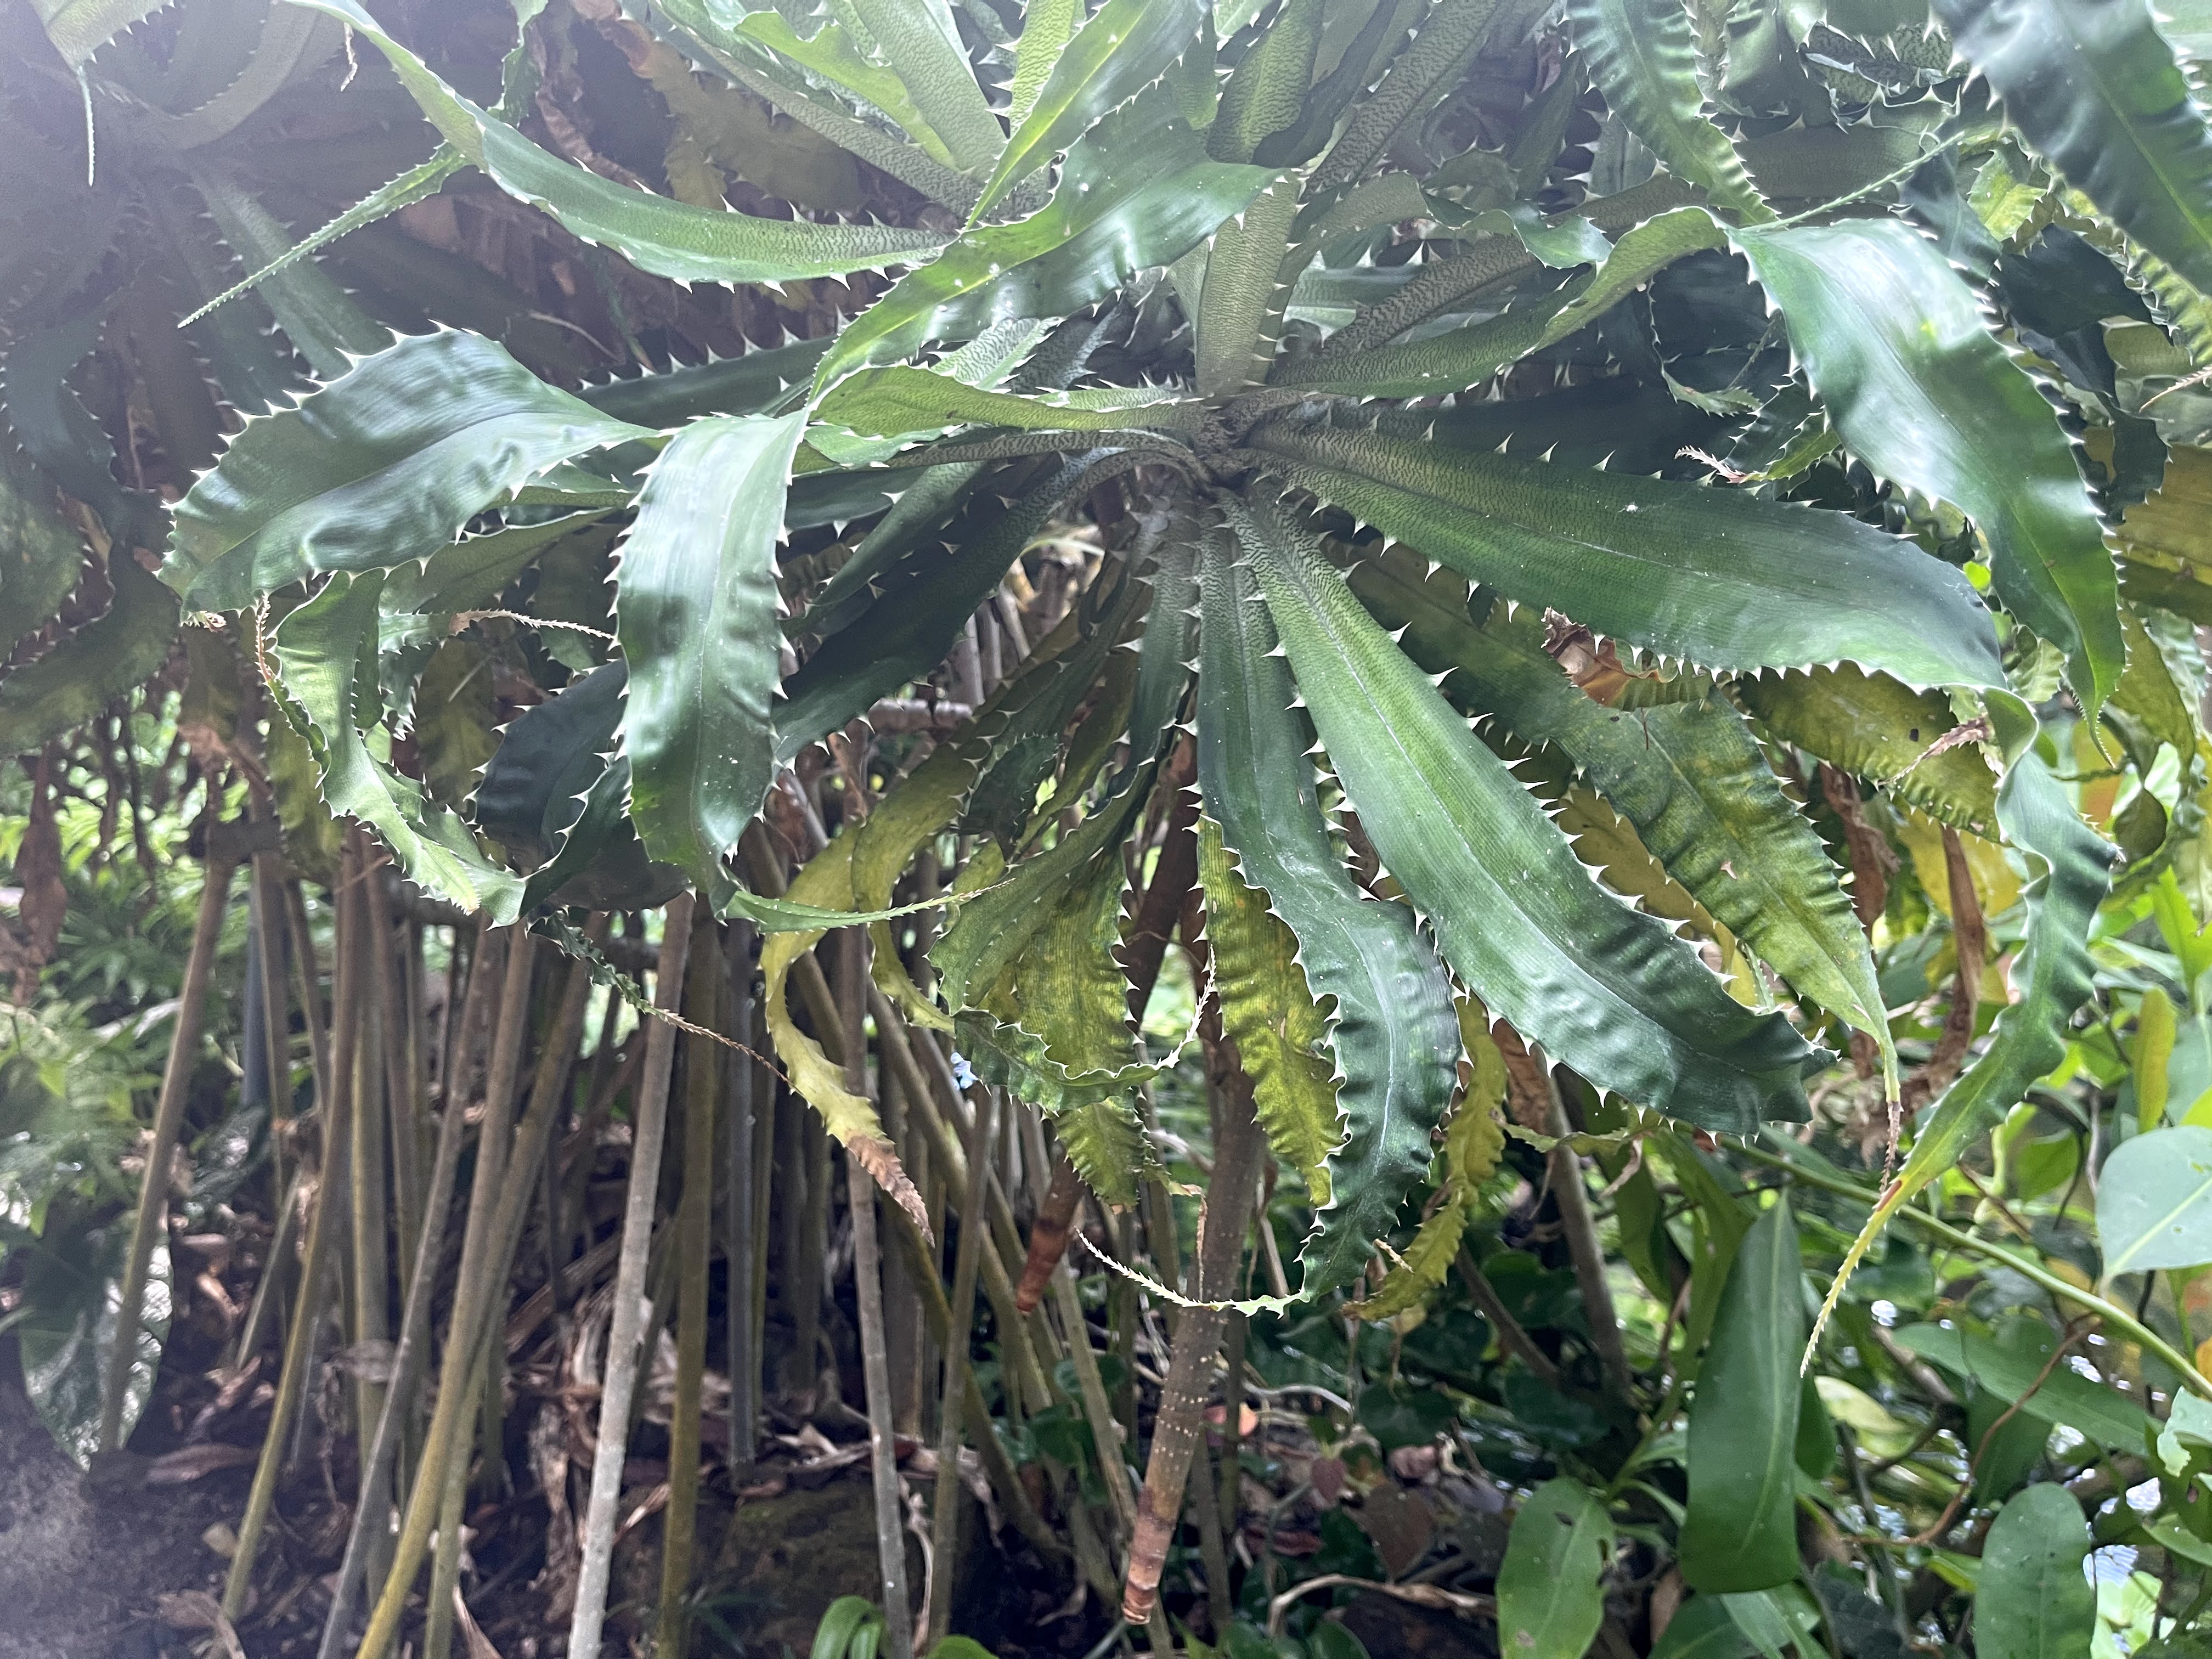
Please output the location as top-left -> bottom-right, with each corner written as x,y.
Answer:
1121,1021 -> 1267,1627
1015,1154 -> 1085,1315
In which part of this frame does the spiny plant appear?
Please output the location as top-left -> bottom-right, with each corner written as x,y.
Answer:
126,0 -> 2148,1290
10,0 -> 2212,1647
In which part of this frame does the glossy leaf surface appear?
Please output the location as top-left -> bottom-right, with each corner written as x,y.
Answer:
1235,494 -> 1821,1136
616,411 -> 804,902
164,331 -> 648,613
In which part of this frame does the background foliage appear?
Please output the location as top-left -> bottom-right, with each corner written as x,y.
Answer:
9,0 -> 2212,1655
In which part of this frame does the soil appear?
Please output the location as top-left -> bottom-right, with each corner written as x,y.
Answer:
0,1332 -> 251,1659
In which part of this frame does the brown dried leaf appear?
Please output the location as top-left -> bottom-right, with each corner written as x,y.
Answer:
146,1443 -> 259,1485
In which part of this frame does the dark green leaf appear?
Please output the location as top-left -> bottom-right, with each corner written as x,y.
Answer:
1249,422 -> 2008,692
617,411 -> 805,901
1731,218 -> 2125,712
1197,544 -> 1462,1290
283,0 -> 949,286
0,552 -> 179,757
1353,552 -> 1895,1087
1680,1199 -> 1803,1593
15,1220 -> 167,1468
1974,1485 -> 2095,1659
1891,1318 -> 2151,1451
164,331 -> 650,613
776,454 -> 1101,759
0,456 -> 86,661
974,0 -> 1204,221
1495,1479 -> 1616,1659
815,98 -> 1273,387
1565,0 -> 1772,221
1235,493 -> 1821,1137
1938,0 -> 2212,295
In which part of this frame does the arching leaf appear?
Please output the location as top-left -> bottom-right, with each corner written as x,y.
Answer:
1731,218 -> 2124,713
1235,494 -> 1823,1136
0,456 -> 86,661
1352,551 -> 1896,1091
974,0 -> 1206,222
0,551 -> 178,757
1197,545 -> 1461,1290
1938,0 -> 2212,295
1736,664 -> 2001,837
280,0 -> 949,286
616,411 -> 805,903
1565,0 -> 1773,222
163,330 -> 650,613
1248,422 -> 2008,691
268,571 -> 523,921
776,453 -> 1101,758
815,97 -> 1274,387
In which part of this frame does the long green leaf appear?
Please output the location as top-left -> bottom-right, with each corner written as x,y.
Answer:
616,412 -> 805,903
814,367 -> 1204,438
1679,1199 -> 1803,1593
163,331 -> 649,613
1276,206 -> 1724,393
1236,493 -> 1821,1137
1197,544 -> 1462,1290
815,97 -> 1274,387
31,0 -> 164,65
280,0 -> 948,286
1891,1319 -> 2153,1451
1194,178 -> 1302,397
1974,1485 -> 2096,1659
188,164 -> 390,381
1937,0 -> 2212,295
845,0 -> 1004,175
1352,551 -> 1897,1091
656,0 -> 953,169
973,0 -> 1205,222
1565,0 -> 1773,221
1308,0 -> 1506,193
0,552 -> 177,756
1209,0 -> 1323,162
269,571 -> 523,921
1731,218 -> 2125,713
1248,422 -> 2008,691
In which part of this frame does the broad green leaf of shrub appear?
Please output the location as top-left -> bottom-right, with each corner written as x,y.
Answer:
1496,1479 -> 1615,1659
2098,1124 -> 2212,1274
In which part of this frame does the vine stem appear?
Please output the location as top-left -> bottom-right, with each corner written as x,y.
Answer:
1738,1139 -> 2212,1400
